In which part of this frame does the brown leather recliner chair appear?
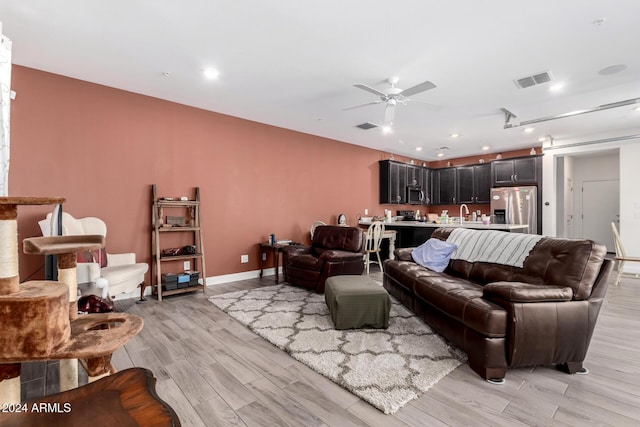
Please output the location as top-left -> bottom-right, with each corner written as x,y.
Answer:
283,225 -> 365,293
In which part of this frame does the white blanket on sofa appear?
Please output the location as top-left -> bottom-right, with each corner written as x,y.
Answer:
446,228 -> 543,268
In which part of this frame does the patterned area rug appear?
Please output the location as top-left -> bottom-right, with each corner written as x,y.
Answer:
209,284 -> 466,414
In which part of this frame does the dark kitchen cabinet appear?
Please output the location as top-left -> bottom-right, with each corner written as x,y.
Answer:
492,155 -> 541,186
457,164 -> 491,204
406,164 -> 431,205
406,165 -> 423,187
432,167 -> 457,205
421,168 -> 431,205
379,160 -> 407,204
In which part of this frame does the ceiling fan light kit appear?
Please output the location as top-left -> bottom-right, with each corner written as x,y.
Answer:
344,78 -> 437,124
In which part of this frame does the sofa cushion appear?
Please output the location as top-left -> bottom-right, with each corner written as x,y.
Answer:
384,260 -> 445,293
411,238 -> 457,272
431,228 -> 606,300
413,276 -> 507,337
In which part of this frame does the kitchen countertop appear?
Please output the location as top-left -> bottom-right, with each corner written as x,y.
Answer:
358,220 -> 529,231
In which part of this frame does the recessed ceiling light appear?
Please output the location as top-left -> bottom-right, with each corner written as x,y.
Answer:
382,125 -> 393,134
449,133 -> 460,138
634,106 -> 640,112
437,153 -> 444,157
203,68 -> 220,80
524,127 -> 535,134
482,146 -> 490,151
416,146 -> 423,151
549,83 -> 565,92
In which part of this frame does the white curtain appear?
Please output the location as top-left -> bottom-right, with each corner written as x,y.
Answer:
0,23 -> 12,196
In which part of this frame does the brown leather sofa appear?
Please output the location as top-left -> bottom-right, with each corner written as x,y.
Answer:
383,228 -> 613,383
283,225 -> 365,293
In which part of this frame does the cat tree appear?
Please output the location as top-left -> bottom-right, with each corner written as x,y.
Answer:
0,197 -> 143,403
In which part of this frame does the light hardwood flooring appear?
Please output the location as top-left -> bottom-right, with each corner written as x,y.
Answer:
19,269 -> 640,426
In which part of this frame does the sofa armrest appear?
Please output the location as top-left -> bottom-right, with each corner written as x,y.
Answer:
320,250 -> 364,262
394,247 -> 415,261
282,245 -> 311,257
107,252 -> 136,266
483,281 -> 600,369
483,282 -> 573,303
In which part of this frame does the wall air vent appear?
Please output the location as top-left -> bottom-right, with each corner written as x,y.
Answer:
514,71 -> 554,89
356,122 -> 378,130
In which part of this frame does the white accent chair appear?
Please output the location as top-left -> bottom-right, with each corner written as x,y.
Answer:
39,212 -> 149,300
364,221 -> 385,274
310,221 -> 326,240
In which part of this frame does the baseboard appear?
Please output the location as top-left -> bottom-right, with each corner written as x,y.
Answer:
205,267 -> 282,286
113,267 -> 283,301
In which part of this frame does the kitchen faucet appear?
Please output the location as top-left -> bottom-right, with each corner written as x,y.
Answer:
459,204 -> 469,225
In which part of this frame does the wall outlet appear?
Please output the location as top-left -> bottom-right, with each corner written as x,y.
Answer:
241,254 -> 249,263
262,253 -> 267,261
183,261 -> 190,271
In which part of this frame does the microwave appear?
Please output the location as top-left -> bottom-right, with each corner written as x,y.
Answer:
407,186 -> 424,205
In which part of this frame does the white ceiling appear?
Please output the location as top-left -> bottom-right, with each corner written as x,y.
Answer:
2,0 -> 640,160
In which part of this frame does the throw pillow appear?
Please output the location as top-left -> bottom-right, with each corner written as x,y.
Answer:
411,238 -> 457,272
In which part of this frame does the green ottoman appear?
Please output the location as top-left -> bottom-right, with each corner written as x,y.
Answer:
324,275 -> 391,330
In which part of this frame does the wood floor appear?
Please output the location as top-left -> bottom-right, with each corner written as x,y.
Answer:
20,270 -> 640,426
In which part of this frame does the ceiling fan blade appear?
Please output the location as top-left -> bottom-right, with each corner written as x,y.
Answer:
342,100 -> 383,111
354,84 -> 388,98
384,102 -> 396,123
399,80 -> 437,97
404,98 -> 443,111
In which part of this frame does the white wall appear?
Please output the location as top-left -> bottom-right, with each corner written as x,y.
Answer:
619,143 -> 640,274
543,137 -> 640,274
571,151 -> 619,238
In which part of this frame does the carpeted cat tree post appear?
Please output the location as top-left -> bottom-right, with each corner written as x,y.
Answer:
0,197 -> 144,403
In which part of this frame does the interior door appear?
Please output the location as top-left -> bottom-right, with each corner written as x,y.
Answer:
581,179 -> 619,252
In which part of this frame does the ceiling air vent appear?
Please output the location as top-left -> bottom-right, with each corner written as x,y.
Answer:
356,122 -> 378,130
514,71 -> 554,89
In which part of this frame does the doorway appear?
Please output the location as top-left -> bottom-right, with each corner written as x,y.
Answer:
581,179 -> 619,252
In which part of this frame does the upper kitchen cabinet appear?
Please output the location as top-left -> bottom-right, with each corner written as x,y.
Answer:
491,155 -> 542,186
379,160 -> 407,204
432,167 -> 457,205
456,163 -> 491,204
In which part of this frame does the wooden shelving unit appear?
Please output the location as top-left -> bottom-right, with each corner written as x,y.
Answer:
151,185 -> 206,301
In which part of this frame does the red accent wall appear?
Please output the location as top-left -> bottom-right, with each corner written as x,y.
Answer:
9,66 -> 537,282
8,66 -> 392,281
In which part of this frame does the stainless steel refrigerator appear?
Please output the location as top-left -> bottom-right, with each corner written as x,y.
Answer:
490,186 -> 537,234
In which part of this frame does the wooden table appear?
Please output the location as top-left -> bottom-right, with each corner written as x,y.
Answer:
258,242 -> 291,284
0,368 -> 180,426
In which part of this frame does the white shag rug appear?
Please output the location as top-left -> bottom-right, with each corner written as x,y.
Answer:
209,284 -> 466,414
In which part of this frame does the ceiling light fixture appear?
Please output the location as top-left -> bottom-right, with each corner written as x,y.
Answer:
635,106 -> 640,112
482,146 -> 490,151
437,153 -> 444,158
549,83 -> 565,92
524,127 -> 535,134
382,125 -> 393,134
203,68 -> 220,80
416,146 -> 423,151
449,133 -> 460,138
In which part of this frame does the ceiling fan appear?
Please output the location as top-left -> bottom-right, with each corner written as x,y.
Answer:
343,77 -> 437,125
